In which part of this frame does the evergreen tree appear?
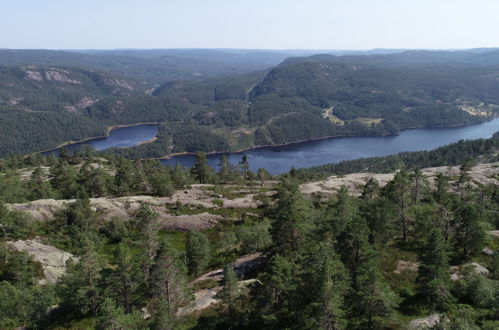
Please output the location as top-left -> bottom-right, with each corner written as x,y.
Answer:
149,171 -> 175,197
151,239 -> 191,318
172,163 -> 190,188
360,179 -> 392,246
78,165 -> 110,197
105,244 -> 143,314
415,228 -> 452,310
263,254 -> 299,321
134,203 -> 160,290
218,155 -> 232,184
115,158 -> 140,196
433,173 -> 454,241
453,204 -> 486,261
191,152 -> 211,184
51,196 -> 100,253
455,162 -> 472,200
217,264 -> 240,313
50,161 -> 79,199
270,182 -> 315,256
98,298 -> 147,330
410,168 -> 427,204
385,170 -> 412,241
28,167 -> 53,200
324,186 -> 357,242
57,243 -> 102,316
352,248 -> 399,329
239,155 -> 250,182
313,244 -> 350,330
186,231 -> 211,276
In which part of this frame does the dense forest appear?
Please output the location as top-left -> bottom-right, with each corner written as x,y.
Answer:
0,134 -> 498,329
1,49 -> 499,158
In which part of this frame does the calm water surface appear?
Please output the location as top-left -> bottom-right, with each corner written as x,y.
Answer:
161,118 -> 499,174
44,124 -> 160,154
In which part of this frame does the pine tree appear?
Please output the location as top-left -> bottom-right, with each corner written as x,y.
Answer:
385,170 -> 412,241
98,298 -> 146,330
270,182 -> 315,256
433,173 -> 453,241
29,167 -> 53,200
106,244 -> 142,314
313,245 -> 350,330
191,152 -> 210,184
360,180 -> 392,246
115,159 -> 139,196
151,239 -> 191,318
79,165 -> 109,197
134,203 -> 160,290
57,243 -> 102,316
218,155 -> 232,184
415,228 -> 452,310
50,161 -> 79,199
326,186 -> 357,241
453,204 -> 486,261
239,155 -> 250,182
172,163 -> 190,188
352,248 -> 399,329
410,168 -> 427,204
217,264 -> 240,313
186,231 -> 211,276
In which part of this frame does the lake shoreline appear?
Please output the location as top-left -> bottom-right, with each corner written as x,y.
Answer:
39,122 -> 162,154
159,119 -> 493,160
39,116 -> 496,157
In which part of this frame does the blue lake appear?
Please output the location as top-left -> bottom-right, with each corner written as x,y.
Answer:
43,124 -> 160,154
47,119 -> 499,174
161,118 -> 499,174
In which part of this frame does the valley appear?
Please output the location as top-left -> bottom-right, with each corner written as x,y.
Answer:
1,48 -> 499,330
2,49 -> 499,158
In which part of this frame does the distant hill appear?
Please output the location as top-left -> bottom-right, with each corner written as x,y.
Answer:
0,65 -> 138,113
0,49 -> 289,85
1,49 -> 499,158
248,50 -> 499,141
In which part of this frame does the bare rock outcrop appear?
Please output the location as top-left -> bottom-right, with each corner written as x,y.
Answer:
300,162 -> 499,196
7,239 -> 78,284
160,212 -> 223,231
300,173 -> 395,195
393,260 -> 420,274
7,185 -> 265,231
408,314 -> 441,329
177,287 -> 222,316
191,253 -> 265,285
450,262 -> 490,281
44,69 -> 80,84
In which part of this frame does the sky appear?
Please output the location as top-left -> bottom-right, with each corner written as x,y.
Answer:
1,0 -> 498,50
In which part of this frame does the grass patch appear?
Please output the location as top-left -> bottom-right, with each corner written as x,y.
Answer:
158,230 -> 187,251
204,185 -> 250,200
354,117 -> 383,125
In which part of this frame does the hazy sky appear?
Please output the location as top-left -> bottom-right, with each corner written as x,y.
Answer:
1,0 -> 498,50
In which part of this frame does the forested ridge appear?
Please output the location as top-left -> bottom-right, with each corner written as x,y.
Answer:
292,133 -> 499,181
0,134 -> 498,329
2,49 -> 499,158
